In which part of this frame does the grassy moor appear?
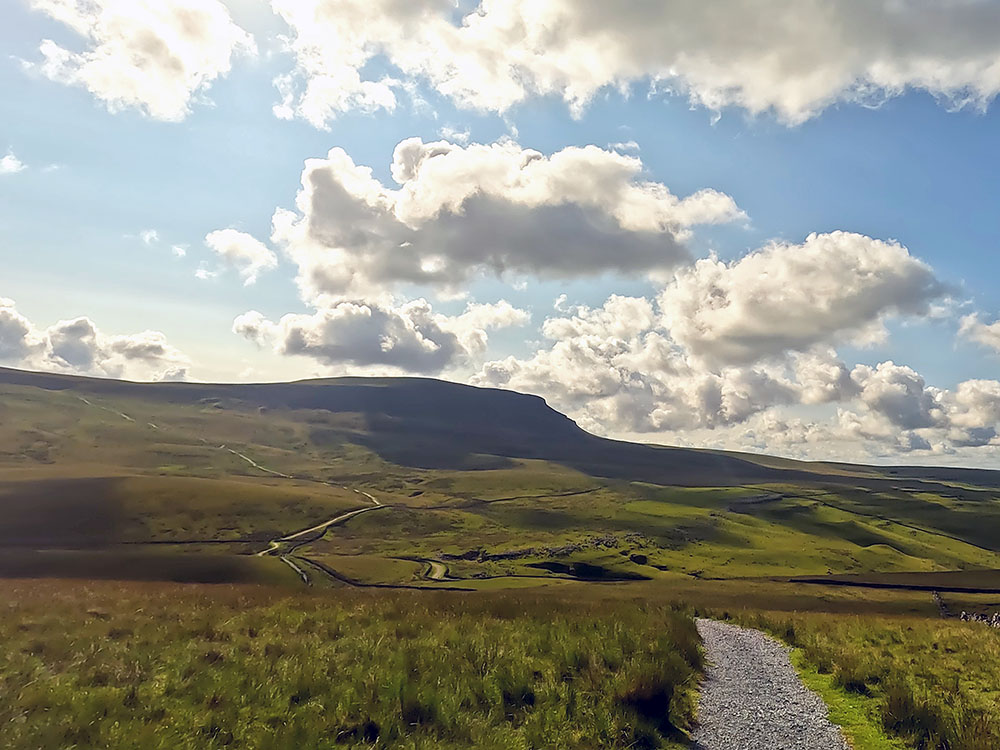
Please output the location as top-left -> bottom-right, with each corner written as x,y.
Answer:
2,367 -> 999,748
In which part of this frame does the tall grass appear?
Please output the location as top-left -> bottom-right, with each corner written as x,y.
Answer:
736,610 -> 1000,750
0,580 -> 701,749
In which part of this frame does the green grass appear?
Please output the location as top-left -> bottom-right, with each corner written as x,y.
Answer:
788,650 -> 907,750
0,473 -> 365,548
0,549 -> 298,585
306,553 -> 425,585
5,376 -> 1000,590
735,610 -> 1000,749
0,579 -> 702,750
8,369 -> 1000,747
793,568 -> 1000,591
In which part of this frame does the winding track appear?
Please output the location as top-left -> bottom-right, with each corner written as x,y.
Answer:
74,394 -> 397,585
693,619 -> 849,750
255,498 -> 389,561
424,560 -> 449,580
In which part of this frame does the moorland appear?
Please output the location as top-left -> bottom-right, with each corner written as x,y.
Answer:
2,365 -> 1000,748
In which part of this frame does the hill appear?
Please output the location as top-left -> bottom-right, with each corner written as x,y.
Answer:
2,365 -> 992,487
2,365 -> 1000,592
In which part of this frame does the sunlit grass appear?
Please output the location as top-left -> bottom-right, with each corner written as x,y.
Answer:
734,610 -> 1000,750
0,580 -> 702,749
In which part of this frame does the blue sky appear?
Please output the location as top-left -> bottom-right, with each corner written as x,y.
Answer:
4,0 -> 1000,465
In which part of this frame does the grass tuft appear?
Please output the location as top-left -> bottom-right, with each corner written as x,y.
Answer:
0,579 -> 702,749
739,610 -> 1000,750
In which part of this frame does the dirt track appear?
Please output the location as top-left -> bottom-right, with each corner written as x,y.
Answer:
693,619 -> 849,750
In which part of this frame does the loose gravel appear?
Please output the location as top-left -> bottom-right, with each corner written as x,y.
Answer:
692,618 -> 850,750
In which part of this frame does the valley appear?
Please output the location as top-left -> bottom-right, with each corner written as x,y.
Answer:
3,366 -> 1000,600
3,366 -> 1000,748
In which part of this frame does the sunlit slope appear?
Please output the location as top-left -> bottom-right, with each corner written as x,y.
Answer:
2,365 -> 1000,587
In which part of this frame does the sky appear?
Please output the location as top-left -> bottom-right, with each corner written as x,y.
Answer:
3,0 -> 1000,467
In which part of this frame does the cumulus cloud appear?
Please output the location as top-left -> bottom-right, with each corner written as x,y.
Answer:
1,150 -> 26,174
204,229 -> 278,286
792,349 -> 858,405
469,232 -> 1000,458
477,301 -> 1000,458
960,313 -> 1000,354
945,380 -> 1000,447
0,297 -> 189,381
832,368 -> 1000,455
233,300 -> 462,373
0,298 -> 41,361
850,361 -> 943,431
271,0 -> 1000,126
475,294 -> 800,433
28,0 -> 255,121
659,232 -> 946,365
234,297 -> 528,374
273,137 -> 743,301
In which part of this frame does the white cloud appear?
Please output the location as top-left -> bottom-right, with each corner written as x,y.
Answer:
0,297 -> 190,381
474,294 -> 800,434
468,232 -> 1000,459
960,313 -> 1000,354
273,137 -> 743,302
850,361 -> 943,431
271,0 -> 1000,126
0,298 -> 42,361
234,297 -> 528,374
946,380 -> 1000,447
478,307 -> 1000,458
446,300 -> 531,357
140,229 -> 159,245
234,301 -> 461,373
658,232 -> 946,365
0,151 -> 26,174
194,265 -> 220,281
438,125 -> 470,144
28,0 -> 255,121
609,140 -> 640,154
455,300 -> 531,331
830,367 -> 1000,456
792,349 -> 857,405
204,229 -> 278,286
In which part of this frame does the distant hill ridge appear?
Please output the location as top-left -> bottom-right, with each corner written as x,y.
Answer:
3,366 -> 999,489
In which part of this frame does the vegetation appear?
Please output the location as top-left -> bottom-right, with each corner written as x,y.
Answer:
5,368 -> 1000,748
0,579 -> 702,750
4,370 -> 1000,588
734,610 -> 1000,750
787,650 -> 907,750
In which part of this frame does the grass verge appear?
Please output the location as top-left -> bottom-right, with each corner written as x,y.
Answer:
1,579 -> 701,750
788,649 -> 907,750
737,610 -> 1000,750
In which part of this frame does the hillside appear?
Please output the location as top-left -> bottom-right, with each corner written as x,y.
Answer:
2,365 -> 1000,592
1,366 -> 990,488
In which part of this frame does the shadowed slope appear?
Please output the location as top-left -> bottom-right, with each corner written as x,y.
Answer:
2,366 -> 997,489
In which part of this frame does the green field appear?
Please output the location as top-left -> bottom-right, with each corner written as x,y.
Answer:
733,609 -> 1000,750
3,576 -> 995,750
3,370 -> 1000,592
0,579 -> 702,750
3,367 -> 1000,748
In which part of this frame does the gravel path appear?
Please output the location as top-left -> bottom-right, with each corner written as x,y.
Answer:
692,619 -> 850,750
